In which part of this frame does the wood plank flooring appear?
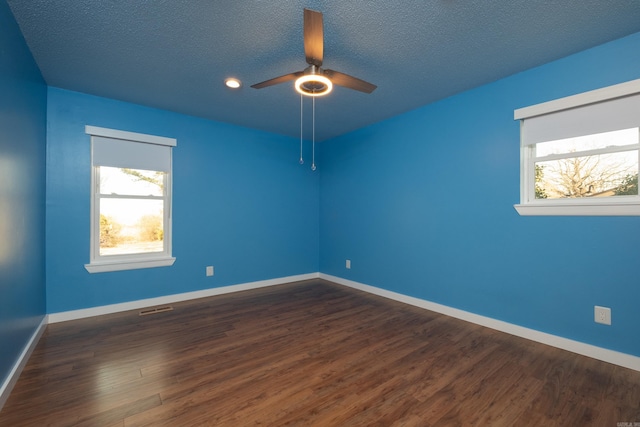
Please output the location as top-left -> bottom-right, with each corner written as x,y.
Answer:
1,279 -> 639,426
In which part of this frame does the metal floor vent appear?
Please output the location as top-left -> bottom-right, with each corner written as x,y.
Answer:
139,305 -> 174,316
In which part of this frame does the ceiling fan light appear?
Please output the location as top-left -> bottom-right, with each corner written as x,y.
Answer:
295,74 -> 333,97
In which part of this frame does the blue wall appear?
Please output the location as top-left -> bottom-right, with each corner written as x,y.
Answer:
46,88 -> 319,313
319,32 -> 640,357
0,1 -> 47,387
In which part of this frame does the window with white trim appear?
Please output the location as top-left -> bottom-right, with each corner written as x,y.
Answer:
514,79 -> 640,216
85,126 -> 176,273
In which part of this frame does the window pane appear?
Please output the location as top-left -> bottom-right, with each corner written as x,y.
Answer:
99,198 -> 164,255
536,128 -> 638,157
99,167 -> 164,197
535,151 -> 638,199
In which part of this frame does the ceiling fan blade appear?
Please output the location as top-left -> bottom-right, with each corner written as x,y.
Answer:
304,9 -> 323,67
324,69 -> 377,94
251,72 -> 303,89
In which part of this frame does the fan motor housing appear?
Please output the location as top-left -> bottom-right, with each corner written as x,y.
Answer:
300,79 -> 328,93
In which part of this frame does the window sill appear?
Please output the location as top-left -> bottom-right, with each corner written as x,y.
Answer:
514,202 -> 640,216
85,257 -> 176,273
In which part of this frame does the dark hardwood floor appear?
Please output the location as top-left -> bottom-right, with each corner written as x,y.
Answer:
1,279 -> 638,426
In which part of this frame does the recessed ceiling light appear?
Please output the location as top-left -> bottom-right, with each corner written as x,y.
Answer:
225,78 -> 241,89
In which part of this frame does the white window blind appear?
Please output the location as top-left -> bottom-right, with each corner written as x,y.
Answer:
519,92 -> 640,146
92,136 -> 172,171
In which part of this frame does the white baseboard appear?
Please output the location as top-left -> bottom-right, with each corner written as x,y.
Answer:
321,273 -> 640,372
0,315 -> 48,411
48,272 -> 320,323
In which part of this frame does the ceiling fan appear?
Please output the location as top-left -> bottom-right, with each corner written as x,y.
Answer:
251,8 -> 377,96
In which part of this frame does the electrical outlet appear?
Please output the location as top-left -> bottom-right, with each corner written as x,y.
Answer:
206,266 -> 214,277
346,259 -> 351,269
594,306 -> 611,325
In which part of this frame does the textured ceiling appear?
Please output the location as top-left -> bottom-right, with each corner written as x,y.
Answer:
8,0 -> 640,141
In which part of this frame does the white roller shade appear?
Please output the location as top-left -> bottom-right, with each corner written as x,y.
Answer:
92,136 -> 172,171
86,126 -> 176,172
520,93 -> 640,146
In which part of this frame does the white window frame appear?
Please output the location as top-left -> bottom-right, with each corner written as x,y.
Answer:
84,126 -> 177,273
514,79 -> 640,216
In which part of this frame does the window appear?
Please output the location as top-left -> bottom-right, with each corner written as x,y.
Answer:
85,126 -> 176,273
514,79 -> 640,216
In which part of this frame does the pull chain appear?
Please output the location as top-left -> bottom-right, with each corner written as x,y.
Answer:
311,96 -> 316,171
299,93 -> 304,164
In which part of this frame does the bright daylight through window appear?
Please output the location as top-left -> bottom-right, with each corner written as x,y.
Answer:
85,126 -> 176,273
514,79 -> 640,216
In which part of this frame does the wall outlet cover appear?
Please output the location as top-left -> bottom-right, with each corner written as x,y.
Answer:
594,305 -> 611,325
